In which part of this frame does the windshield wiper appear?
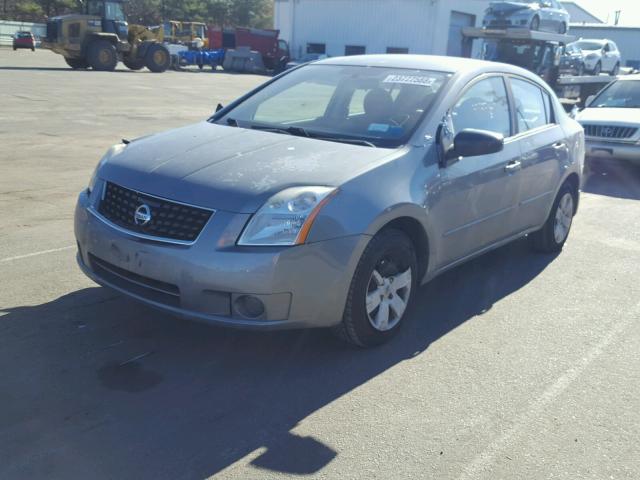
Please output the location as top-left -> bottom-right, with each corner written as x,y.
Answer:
314,136 -> 377,148
251,124 -> 309,137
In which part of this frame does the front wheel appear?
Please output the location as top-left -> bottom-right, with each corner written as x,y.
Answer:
530,16 -> 540,31
529,184 -> 576,253
611,63 -> 620,76
145,44 -> 170,73
559,22 -> 567,34
333,229 -> 417,347
593,61 -> 602,76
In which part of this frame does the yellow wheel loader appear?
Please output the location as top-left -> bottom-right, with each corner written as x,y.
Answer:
40,0 -> 170,72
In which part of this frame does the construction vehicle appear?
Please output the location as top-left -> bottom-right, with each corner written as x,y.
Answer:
40,0 -> 170,72
160,20 -> 208,49
463,27 -> 615,108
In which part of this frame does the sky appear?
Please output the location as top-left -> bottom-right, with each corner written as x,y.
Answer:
575,0 -> 640,25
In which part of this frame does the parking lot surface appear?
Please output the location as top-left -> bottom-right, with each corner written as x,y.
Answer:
1,49 -> 639,480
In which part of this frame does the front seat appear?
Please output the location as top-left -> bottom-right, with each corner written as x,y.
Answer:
361,88 -> 394,125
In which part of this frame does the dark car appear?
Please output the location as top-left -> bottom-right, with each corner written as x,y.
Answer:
559,42 -> 586,76
13,31 -> 35,51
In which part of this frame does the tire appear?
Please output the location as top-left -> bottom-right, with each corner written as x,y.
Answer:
611,63 -> 620,76
333,229 -> 418,347
577,64 -> 585,76
145,44 -> 170,73
31,47 -> 35,52
87,40 -> 117,71
529,183 -> 577,253
13,46 -> 17,51
559,22 -> 567,34
123,56 -> 145,71
530,16 -> 540,31
593,61 -> 601,76
65,57 -> 89,69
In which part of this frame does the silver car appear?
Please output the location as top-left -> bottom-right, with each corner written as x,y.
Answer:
483,0 -> 570,34
75,55 -> 584,346
577,74 -> 640,165
573,39 -> 621,76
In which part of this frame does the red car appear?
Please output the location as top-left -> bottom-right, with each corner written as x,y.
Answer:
13,31 -> 35,51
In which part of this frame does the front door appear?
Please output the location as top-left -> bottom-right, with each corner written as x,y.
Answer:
431,75 -> 522,269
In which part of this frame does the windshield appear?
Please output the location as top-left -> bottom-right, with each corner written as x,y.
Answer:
214,64 -> 450,148
590,80 -> 640,109
88,1 -> 125,21
575,41 -> 603,51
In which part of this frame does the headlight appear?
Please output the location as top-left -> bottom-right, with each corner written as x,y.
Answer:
238,186 -> 337,246
88,143 -> 126,194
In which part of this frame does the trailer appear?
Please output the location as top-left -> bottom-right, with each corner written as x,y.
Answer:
462,27 -> 615,109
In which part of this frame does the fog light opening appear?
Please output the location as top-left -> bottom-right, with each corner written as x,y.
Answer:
235,295 -> 266,319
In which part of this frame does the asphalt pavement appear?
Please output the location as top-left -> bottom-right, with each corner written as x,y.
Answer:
1,49 -> 639,480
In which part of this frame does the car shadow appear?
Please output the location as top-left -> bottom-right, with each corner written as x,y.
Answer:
583,158 -> 640,200
0,239 -> 557,479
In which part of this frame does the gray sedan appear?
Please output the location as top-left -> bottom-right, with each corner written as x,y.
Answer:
75,55 -> 584,346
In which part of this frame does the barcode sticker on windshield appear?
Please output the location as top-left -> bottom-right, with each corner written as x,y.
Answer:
383,75 -> 436,87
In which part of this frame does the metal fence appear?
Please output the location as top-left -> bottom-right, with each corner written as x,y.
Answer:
0,20 -> 46,46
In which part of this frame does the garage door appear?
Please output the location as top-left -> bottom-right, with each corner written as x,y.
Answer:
447,11 -> 475,58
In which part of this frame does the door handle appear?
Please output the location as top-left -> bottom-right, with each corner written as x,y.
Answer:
552,142 -> 566,149
504,160 -> 522,172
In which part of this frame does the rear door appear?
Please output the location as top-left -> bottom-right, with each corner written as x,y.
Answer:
507,76 -> 566,231
432,75 -> 523,268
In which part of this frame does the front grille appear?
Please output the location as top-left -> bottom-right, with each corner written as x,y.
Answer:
89,253 -> 181,307
98,182 -> 213,243
582,124 -> 638,140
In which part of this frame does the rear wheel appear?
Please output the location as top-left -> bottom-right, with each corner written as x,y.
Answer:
65,57 -> 89,69
529,183 -> 576,253
559,22 -> 567,34
530,16 -> 540,31
87,40 -> 117,71
333,229 -> 417,347
145,44 -> 170,73
123,56 -> 145,71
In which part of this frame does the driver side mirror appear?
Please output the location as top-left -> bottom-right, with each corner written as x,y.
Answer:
444,129 -> 504,165
216,103 -> 224,113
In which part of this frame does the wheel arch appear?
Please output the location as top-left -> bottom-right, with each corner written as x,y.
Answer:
363,207 -> 433,281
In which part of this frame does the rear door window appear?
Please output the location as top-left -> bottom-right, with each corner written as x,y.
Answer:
510,78 -> 552,133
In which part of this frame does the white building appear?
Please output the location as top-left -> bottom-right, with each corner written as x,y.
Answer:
274,0 -> 491,60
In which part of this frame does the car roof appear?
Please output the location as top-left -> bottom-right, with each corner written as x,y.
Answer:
315,54 -> 532,77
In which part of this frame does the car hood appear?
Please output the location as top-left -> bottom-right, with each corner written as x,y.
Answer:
100,121 -> 399,213
577,107 -> 640,125
488,1 -> 533,13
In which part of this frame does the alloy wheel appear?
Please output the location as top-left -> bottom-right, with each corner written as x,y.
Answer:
554,192 -> 574,244
366,262 -> 412,332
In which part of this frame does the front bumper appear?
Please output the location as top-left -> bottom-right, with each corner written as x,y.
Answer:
75,189 -> 369,329
585,139 -> 640,163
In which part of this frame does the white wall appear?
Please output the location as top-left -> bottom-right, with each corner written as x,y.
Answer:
0,20 -> 46,46
275,0 -> 490,59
